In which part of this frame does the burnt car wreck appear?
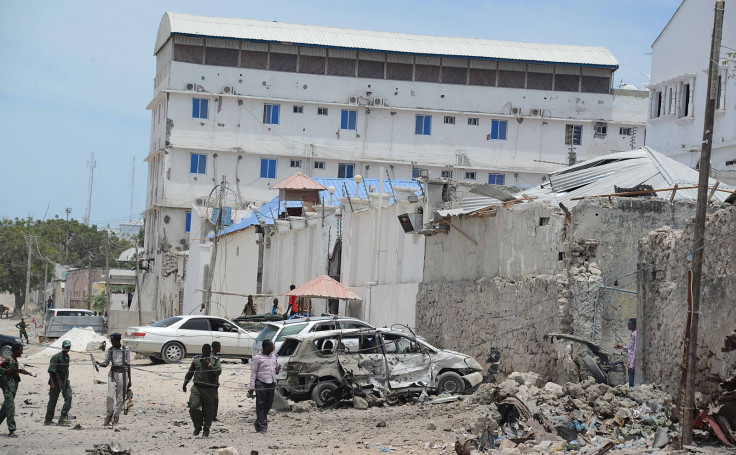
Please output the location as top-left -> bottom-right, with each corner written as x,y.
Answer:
276,328 -> 484,406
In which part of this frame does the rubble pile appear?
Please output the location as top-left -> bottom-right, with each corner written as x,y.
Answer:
465,372 -> 676,454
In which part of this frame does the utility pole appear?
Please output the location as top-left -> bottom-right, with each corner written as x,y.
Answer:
84,152 -> 96,226
129,156 -> 136,222
679,0 -> 724,447
133,241 -> 143,327
24,236 -> 32,315
104,232 -> 111,314
204,176 -> 226,315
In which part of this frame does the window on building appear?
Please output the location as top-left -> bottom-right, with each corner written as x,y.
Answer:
594,122 -> 607,137
192,98 -> 209,119
190,153 -> 207,174
411,168 -> 427,180
680,84 -> 690,117
441,170 -> 453,179
619,127 -> 633,136
565,125 -> 583,145
652,91 -> 662,118
185,211 -> 192,233
488,173 -> 505,185
317,107 -> 328,116
338,163 -> 354,179
290,160 -> 301,168
415,115 -> 432,135
490,120 -> 507,140
444,116 -> 455,125
465,171 -> 476,180
293,105 -> 304,114
467,118 -> 479,126
263,104 -> 280,124
340,110 -> 357,130
717,75 -> 724,110
260,158 -> 277,179
314,161 -> 325,170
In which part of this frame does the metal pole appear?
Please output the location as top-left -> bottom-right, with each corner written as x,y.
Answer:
680,0 -> 724,447
24,236 -> 32,315
133,242 -> 142,326
204,176 -> 226,315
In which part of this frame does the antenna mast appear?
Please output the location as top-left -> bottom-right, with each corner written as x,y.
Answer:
84,152 -> 96,226
129,156 -> 135,221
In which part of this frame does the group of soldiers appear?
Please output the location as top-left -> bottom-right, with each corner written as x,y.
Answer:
0,332 -> 132,436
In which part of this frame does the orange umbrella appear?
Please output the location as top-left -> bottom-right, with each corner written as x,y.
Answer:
286,275 -> 362,300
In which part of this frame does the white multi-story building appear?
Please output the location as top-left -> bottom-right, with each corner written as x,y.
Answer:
144,12 -> 647,295
646,0 -> 735,170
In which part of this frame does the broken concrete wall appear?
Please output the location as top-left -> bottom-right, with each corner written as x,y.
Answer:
638,205 -> 736,398
417,197 -> 702,383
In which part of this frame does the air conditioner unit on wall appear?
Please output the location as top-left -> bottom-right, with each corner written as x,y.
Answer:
186,83 -> 201,91
529,108 -> 542,117
348,96 -> 359,105
223,86 -> 235,95
511,106 -> 522,116
195,197 -> 208,207
373,97 -> 384,106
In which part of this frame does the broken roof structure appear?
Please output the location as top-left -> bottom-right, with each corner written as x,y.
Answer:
436,147 -> 734,218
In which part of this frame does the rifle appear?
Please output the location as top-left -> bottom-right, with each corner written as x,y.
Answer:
5,367 -> 35,378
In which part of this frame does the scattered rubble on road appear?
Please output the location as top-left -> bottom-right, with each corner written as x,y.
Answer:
84,442 -> 131,455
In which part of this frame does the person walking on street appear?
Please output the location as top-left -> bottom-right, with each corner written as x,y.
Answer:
615,318 -> 637,387
285,285 -> 298,318
242,296 -> 256,316
45,340 -> 73,425
15,319 -> 28,345
249,339 -> 280,433
96,333 -> 131,426
0,343 -> 31,437
183,344 -> 221,438
211,342 -> 222,422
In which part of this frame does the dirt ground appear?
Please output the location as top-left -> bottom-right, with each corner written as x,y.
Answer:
0,315 -> 473,455
1,315 -> 735,455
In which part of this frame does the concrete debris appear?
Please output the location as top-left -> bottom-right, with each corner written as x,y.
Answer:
291,400 -> 317,413
84,443 -> 131,455
272,390 -> 292,412
353,396 -> 368,410
426,421 -> 437,430
461,371 -> 677,453
215,448 -> 240,455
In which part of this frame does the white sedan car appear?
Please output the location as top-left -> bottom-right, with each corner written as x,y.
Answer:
124,315 -> 260,363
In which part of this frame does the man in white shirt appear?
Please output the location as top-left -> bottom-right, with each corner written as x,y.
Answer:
248,340 -> 280,433
96,333 -> 131,426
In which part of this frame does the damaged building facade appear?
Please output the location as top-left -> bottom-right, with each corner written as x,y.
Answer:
415,148 -> 734,387
143,12 -> 647,315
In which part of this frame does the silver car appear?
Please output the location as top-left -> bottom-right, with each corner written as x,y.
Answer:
124,315 -> 260,363
276,328 -> 484,406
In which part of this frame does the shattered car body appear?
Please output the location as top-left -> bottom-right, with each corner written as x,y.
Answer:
277,328 -> 484,406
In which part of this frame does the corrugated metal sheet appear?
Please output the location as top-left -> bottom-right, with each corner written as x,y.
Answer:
286,274 -> 362,300
156,12 -> 619,68
217,177 -> 420,236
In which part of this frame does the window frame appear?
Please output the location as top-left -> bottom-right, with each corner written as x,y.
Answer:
192,98 -> 209,119
488,173 -> 505,185
441,170 -> 453,179
411,168 -> 427,180
180,318 -> 211,331
263,104 -> 280,125
490,120 -> 507,140
185,211 -> 192,233
190,153 -> 207,174
260,158 -> 277,179
465,171 -> 477,180
443,116 -> 456,125
467,117 -> 480,126
314,161 -> 325,170
619,127 -> 633,136
415,115 -> 432,135
338,163 -> 355,179
340,109 -> 358,130
317,107 -> 329,116
565,124 -> 583,146
290,159 -> 302,168
293,105 -> 304,114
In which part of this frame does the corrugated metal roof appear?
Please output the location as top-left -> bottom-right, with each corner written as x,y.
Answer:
217,177 -> 421,236
286,275 -> 362,300
270,172 -> 327,191
156,12 -> 619,68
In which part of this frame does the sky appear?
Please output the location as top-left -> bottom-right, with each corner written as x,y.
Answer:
0,0 -> 681,227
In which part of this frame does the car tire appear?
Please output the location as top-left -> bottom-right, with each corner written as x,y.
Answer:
0,344 -> 11,358
437,371 -> 466,394
161,342 -> 186,363
311,381 -> 338,407
582,355 -> 606,384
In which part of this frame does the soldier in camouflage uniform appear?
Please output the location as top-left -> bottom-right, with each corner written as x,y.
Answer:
182,344 -> 221,438
0,343 -> 31,437
45,340 -> 72,425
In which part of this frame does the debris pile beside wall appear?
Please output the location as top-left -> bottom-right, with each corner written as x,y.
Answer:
638,205 -> 736,398
461,371 -> 676,454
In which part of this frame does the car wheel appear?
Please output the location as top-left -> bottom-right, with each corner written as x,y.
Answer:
582,355 -> 606,384
437,371 -> 466,394
311,381 -> 338,407
161,342 -> 185,363
0,345 -> 11,358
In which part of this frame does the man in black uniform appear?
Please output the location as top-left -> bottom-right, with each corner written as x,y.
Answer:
183,344 -> 221,438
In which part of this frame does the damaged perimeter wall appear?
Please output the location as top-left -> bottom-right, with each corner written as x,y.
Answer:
638,205 -> 736,398
418,198 -> 699,383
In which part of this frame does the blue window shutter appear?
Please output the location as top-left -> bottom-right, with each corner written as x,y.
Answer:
190,154 -> 198,173
185,212 -> 192,232
341,110 -> 348,129
192,99 -> 199,118
260,159 -> 268,178
272,105 -> 279,124
500,121 -> 507,140
347,164 -> 354,179
498,174 -> 505,185
415,116 -> 423,134
198,154 -> 206,174
349,111 -> 356,130
201,100 -> 208,119
269,159 -> 276,178
491,121 -> 498,139
424,116 -> 431,135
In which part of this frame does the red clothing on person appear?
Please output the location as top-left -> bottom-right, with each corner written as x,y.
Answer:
288,295 -> 299,313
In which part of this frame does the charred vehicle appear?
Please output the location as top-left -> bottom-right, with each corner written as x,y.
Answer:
276,328 -> 484,406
